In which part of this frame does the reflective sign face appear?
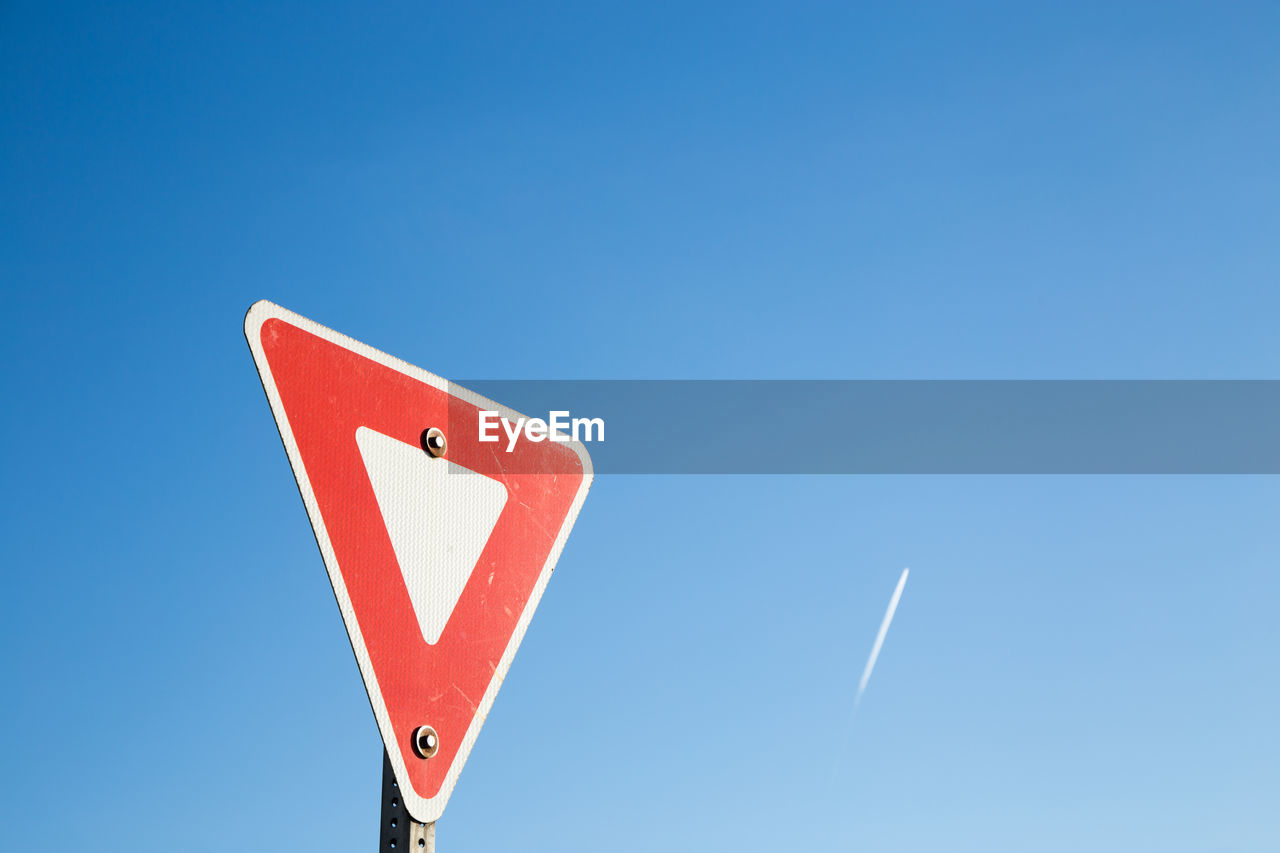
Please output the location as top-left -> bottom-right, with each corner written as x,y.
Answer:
245,301 -> 593,823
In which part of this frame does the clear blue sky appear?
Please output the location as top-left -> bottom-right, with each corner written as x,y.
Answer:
3,2 -> 1279,851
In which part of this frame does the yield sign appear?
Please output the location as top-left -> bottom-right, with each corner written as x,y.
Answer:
244,301 -> 593,822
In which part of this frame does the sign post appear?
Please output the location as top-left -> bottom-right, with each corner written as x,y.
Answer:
245,301 -> 593,841
380,751 -> 434,851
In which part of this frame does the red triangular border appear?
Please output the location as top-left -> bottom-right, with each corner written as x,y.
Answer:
245,302 -> 592,822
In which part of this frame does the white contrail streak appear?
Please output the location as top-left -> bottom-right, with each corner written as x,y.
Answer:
827,567 -> 912,782
854,567 -> 909,712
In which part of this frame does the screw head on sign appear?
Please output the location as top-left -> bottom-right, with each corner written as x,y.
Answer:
413,725 -> 440,759
421,428 -> 447,458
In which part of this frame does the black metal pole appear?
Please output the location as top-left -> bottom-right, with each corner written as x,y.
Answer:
379,751 -> 435,851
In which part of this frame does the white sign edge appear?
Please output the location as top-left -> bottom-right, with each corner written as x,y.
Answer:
243,299 -> 594,823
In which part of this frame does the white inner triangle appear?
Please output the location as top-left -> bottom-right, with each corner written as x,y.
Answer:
355,426 -> 508,645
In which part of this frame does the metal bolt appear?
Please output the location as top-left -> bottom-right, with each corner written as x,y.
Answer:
421,428 -> 447,458
413,725 -> 440,759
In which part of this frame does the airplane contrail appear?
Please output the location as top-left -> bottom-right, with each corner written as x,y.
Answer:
853,567 -> 910,712
828,567 -> 912,782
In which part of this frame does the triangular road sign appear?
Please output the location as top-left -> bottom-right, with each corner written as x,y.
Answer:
244,301 -> 593,823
